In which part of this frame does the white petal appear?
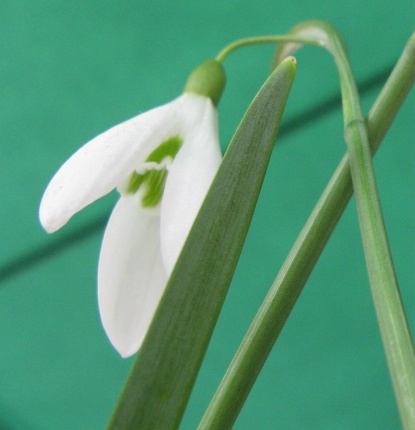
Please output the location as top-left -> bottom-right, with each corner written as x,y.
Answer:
39,97 -> 183,233
174,93 -> 215,134
160,97 -> 221,273
98,195 -> 167,358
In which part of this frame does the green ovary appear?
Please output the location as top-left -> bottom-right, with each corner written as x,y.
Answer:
126,135 -> 183,208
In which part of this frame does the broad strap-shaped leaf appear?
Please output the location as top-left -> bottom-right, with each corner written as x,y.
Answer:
108,57 -> 297,430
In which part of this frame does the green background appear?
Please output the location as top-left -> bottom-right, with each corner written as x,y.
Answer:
1,1 -> 414,429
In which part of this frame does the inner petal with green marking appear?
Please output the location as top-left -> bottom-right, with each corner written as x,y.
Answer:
126,135 -> 183,208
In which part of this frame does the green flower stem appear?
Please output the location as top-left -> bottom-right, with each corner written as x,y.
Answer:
198,30 -> 415,430
215,35 -> 325,62
325,24 -> 415,429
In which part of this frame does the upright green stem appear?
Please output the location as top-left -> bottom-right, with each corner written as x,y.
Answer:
199,29 -> 415,430
327,25 -> 415,429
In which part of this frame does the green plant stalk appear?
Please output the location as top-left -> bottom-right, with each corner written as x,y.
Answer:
327,25 -> 415,429
198,30 -> 415,430
215,35 -> 325,62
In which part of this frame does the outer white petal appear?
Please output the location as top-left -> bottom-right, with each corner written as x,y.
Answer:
160,95 -> 221,273
39,97 -> 184,233
98,195 -> 167,358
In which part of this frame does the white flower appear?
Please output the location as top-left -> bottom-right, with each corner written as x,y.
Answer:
39,92 -> 222,357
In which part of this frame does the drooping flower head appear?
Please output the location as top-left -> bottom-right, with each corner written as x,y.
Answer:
40,60 -> 226,357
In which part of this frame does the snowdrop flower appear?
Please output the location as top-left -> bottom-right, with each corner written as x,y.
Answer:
40,60 -> 226,357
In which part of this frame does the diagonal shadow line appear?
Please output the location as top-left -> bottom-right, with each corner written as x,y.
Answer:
0,64 -> 393,286
0,214 -> 110,285
279,65 -> 392,137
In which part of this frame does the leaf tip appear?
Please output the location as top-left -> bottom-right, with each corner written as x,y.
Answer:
279,55 -> 297,79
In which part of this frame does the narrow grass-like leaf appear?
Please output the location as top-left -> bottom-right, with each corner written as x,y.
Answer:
107,57 -> 297,430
